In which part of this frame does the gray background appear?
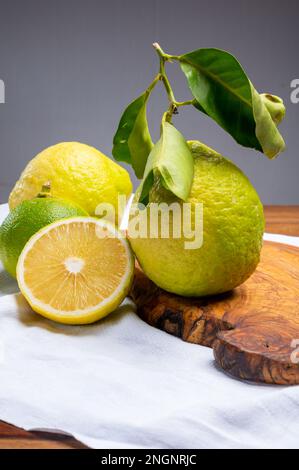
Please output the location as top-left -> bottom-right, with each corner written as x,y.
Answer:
0,0 -> 298,204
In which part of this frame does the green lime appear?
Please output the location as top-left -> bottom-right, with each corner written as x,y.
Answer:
129,141 -> 265,297
0,197 -> 88,278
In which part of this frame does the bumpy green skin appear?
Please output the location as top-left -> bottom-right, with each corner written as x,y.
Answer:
130,141 -> 265,297
0,198 -> 87,277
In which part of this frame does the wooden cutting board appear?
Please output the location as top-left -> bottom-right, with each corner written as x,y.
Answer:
130,241 -> 299,385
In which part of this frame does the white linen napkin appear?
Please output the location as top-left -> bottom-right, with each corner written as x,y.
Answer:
0,203 -> 299,449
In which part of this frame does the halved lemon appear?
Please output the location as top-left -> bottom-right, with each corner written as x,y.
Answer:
16,217 -> 134,324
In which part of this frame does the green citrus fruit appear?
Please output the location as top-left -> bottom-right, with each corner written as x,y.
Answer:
0,197 -> 88,278
129,141 -> 265,297
9,141 -> 132,218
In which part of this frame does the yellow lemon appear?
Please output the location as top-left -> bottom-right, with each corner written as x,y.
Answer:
9,142 -> 132,218
17,217 -> 134,324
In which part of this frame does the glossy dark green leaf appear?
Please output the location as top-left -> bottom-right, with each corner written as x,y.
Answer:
112,91 -> 153,178
139,120 -> 194,204
180,48 -> 285,158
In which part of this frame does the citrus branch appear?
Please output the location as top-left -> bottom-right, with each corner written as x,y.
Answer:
152,42 -> 195,120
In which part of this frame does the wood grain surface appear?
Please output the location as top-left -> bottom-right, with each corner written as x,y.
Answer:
264,206 -> 299,236
131,241 -> 299,385
0,205 -> 298,448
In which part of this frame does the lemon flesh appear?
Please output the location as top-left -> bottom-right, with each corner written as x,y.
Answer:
17,217 -> 134,324
129,141 -> 265,297
9,141 -> 133,218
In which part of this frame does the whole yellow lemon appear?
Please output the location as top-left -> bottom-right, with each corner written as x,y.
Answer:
9,142 -> 132,218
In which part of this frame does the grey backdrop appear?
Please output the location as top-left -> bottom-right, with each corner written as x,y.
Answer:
0,0 -> 298,204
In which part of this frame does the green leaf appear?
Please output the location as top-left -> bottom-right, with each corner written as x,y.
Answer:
260,93 -> 286,125
139,120 -> 194,204
250,86 -> 285,158
193,100 -> 207,115
112,91 -> 153,178
180,48 -> 285,158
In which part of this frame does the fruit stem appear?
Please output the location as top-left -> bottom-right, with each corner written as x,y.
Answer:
152,42 -> 195,120
152,42 -> 180,62
153,43 -> 176,108
37,181 -> 51,198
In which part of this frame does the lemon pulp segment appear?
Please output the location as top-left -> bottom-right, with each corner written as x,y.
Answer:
17,217 -> 134,324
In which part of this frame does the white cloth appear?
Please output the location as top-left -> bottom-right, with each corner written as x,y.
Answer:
0,202 -> 298,449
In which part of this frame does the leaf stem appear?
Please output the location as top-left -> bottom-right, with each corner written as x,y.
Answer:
146,73 -> 161,95
175,99 -> 196,107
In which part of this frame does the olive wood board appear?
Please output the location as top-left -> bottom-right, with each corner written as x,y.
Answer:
130,241 -> 299,385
